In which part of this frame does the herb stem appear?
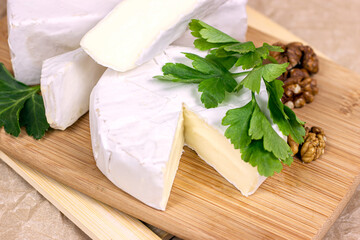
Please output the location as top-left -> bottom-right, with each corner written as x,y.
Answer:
30,85 -> 41,92
266,55 -> 279,64
231,71 -> 251,77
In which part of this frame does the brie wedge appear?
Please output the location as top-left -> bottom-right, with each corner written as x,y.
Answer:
41,48 -> 105,130
80,0 -> 227,72
90,46 -> 285,210
7,0 -> 122,84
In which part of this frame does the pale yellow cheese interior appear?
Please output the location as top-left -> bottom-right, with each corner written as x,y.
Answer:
160,105 -> 263,209
183,107 -> 262,196
160,112 -> 185,209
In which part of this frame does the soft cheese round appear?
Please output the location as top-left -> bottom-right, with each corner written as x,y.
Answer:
90,46 -> 287,210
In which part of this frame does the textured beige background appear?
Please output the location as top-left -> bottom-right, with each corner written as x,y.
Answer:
1,0 -> 360,239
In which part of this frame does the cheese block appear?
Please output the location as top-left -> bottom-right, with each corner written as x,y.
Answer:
80,0 -> 228,72
41,48 -> 105,130
7,0 -> 122,85
90,46 -> 286,210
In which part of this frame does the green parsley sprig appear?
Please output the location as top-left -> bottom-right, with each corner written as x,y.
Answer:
0,63 -> 49,139
155,19 -> 306,176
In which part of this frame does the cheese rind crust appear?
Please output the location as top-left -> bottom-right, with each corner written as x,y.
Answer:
41,48 -> 105,130
7,0 -> 121,84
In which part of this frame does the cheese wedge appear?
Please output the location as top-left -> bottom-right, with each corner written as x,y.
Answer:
7,0 -> 122,84
80,0 -> 227,72
90,46 -> 285,210
41,48 -> 105,130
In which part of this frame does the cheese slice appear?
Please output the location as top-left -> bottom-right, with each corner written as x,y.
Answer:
90,46 -> 286,210
7,0 -> 122,85
80,0 -> 227,72
41,48 -> 105,130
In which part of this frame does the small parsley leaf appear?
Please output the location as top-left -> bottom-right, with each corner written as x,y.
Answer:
223,95 -> 294,176
198,78 -> 226,108
238,63 -> 289,93
241,140 -> 283,177
249,103 -> 292,160
262,63 -> 289,82
154,63 -> 206,83
205,54 -> 237,71
239,66 -> 263,93
236,51 -> 263,69
223,41 -> 256,54
189,19 -> 238,50
262,43 -> 284,52
234,44 -> 285,69
155,53 -> 237,108
0,63 -> 49,139
222,100 -> 254,149
19,94 -> 49,139
266,80 -> 305,144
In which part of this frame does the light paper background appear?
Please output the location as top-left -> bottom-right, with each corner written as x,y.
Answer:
1,0 -> 360,239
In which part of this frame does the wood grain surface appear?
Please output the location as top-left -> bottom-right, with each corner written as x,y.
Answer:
0,152 -> 161,240
1,16 -> 360,240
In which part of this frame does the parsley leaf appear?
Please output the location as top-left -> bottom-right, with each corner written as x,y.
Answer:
223,95 -> 294,176
234,43 -> 284,69
249,103 -> 292,160
189,19 -> 239,50
155,53 -> 237,108
20,94 -> 49,139
241,140 -> 283,177
238,63 -> 289,93
222,100 -> 254,149
266,80 -> 305,144
205,54 -> 237,71
0,63 -> 49,139
155,63 -> 207,83
224,41 -> 256,54
198,78 -> 226,108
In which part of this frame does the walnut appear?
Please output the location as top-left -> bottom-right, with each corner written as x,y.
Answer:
270,42 -> 319,72
288,135 -> 299,156
287,126 -> 326,163
294,95 -> 306,108
289,68 -> 310,78
302,46 -> 319,74
282,76 -> 318,108
286,42 -> 304,69
271,42 -> 288,64
299,126 -> 326,163
270,42 -> 320,109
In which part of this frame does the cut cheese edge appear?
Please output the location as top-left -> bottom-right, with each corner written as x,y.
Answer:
41,48 -> 105,130
90,46 -> 286,210
183,107 -> 266,195
81,0 -> 227,72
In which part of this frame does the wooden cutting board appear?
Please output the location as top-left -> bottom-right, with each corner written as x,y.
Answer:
1,16 -> 360,240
